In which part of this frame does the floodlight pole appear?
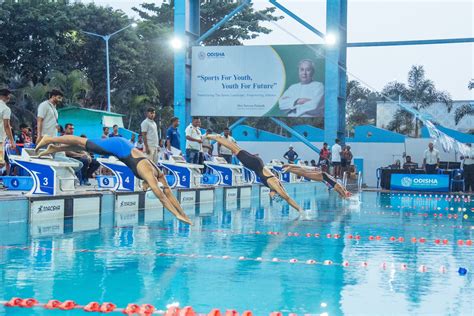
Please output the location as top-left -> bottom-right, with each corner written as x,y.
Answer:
82,24 -> 135,112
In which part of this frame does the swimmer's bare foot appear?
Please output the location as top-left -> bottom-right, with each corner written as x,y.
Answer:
205,134 -> 218,140
38,144 -> 60,157
35,136 -> 52,152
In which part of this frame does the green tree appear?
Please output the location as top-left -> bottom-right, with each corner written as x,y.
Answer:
345,80 -> 378,135
454,80 -> 474,125
47,70 -> 91,106
133,0 -> 282,45
382,65 -> 452,137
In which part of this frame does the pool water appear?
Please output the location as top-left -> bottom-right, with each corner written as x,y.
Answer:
1,184 -> 473,315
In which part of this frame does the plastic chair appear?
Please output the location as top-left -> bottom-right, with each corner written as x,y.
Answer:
450,169 -> 465,192
376,168 -> 382,188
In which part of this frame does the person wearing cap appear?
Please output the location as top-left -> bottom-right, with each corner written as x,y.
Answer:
0,88 -> 16,169
37,89 -> 63,143
461,143 -> 474,192
283,145 -> 299,164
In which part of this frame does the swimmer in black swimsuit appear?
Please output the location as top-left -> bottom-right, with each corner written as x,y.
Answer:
205,134 -> 303,214
35,135 -> 192,225
282,164 -> 352,199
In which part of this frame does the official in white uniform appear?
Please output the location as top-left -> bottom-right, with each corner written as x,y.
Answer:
140,107 -> 159,163
278,59 -> 324,117
423,142 -> 440,174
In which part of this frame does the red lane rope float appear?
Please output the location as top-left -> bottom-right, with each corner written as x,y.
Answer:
1,298 -> 294,316
0,245 -> 469,274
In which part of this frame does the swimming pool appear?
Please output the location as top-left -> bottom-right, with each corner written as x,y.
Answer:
1,183 -> 473,315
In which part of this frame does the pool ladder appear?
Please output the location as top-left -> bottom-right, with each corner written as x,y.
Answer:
342,171 -> 363,192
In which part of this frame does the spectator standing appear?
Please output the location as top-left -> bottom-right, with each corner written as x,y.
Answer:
109,124 -> 122,138
283,145 -> 299,164
0,89 -> 16,170
185,117 -> 202,164
166,117 -> 181,155
64,123 -> 100,186
461,143 -> 474,192
342,145 -> 353,173
140,107 -> 159,163
331,138 -> 342,178
37,89 -> 62,143
423,142 -> 439,174
102,127 -> 109,139
218,127 -> 236,164
318,142 -> 330,172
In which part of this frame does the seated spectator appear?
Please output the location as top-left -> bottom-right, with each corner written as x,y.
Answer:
102,126 -> 109,139
135,134 -> 144,151
403,155 -> 418,170
18,123 -> 33,147
64,124 -> 100,185
310,159 -> 317,167
109,124 -> 122,138
390,159 -> 401,169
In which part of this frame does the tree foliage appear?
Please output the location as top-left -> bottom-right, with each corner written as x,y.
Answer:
345,80 -> 378,134
454,79 -> 474,125
133,0 -> 282,46
382,65 -> 452,137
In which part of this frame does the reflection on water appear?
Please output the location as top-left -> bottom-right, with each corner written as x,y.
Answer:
0,186 -> 473,315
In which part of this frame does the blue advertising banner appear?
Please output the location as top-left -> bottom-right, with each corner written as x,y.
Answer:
390,174 -> 450,192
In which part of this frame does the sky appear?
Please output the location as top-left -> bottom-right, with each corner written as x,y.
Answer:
86,0 -> 474,100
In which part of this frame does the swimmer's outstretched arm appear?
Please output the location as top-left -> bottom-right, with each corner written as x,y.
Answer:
266,176 -> 303,214
205,134 -> 241,155
138,161 -> 192,225
157,173 -> 189,220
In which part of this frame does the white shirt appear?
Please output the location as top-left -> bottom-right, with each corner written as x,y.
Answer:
0,99 -> 11,142
140,118 -> 159,148
219,135 -> 236,155
185,124 -> 202,151
424,148 -> 439,165
463,147 -> 474,165
278,81 -> 324,117
37,100 -> 58,137
331,143 -> 342,162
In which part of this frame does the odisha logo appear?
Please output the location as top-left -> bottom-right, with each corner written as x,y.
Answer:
413,178 -> 438,185
37,205 -> 61,213
206,51 -> 225,58
198,51 -> 206,60
401,177 -> 412,187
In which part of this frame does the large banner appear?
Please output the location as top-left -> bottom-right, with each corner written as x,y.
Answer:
390,174 -> 450,192
191,45 -> 325,117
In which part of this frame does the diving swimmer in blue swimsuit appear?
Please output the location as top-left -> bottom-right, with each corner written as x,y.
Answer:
35,135 -> 192,225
